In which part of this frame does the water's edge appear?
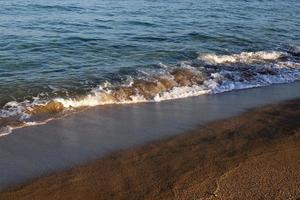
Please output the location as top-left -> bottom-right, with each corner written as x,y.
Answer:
1,49 -> 299,136
0,81 -> 299,189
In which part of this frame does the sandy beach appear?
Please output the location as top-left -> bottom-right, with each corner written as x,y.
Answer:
1,98 -> 299,200
1,1 -> 300,199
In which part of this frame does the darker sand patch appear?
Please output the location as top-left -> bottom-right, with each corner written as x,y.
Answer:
0,99 -> 299,200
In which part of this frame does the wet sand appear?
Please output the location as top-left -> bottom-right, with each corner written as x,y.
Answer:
0,82 -> 300,190
0,98 -> 299,200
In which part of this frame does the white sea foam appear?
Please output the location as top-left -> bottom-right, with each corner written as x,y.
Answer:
0,126 -> 12,137
54,86 -> 148,108
199,51 -> 284,64
154,85 -> 209,102
0,120 -> 52,138
56,65 -> 300,108
54,93 -> 148,108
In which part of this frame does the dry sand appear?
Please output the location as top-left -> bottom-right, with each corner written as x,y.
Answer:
0,99 -> 299,200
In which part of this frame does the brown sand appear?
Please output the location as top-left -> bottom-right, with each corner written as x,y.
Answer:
0,99 -> 300,200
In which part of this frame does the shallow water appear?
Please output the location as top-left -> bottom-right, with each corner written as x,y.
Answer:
0,0 -> 300,133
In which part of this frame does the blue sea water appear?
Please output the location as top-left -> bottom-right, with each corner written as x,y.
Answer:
0,0 -> 299,133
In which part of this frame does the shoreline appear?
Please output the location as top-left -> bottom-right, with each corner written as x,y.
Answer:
1,48 -> 299,137
0,82 -> 300,189
1,98 -> 299,199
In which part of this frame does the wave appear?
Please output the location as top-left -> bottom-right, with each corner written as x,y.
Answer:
0,49 -> 299,136
199,51 -> 285,64
28,4 -> 83,12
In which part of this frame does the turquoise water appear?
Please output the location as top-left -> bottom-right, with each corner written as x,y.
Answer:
0,0 -> 300,133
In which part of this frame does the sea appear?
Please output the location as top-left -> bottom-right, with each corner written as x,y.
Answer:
0,0 -> 299,135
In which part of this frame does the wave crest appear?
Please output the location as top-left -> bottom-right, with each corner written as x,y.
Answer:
199,51 -> 285,64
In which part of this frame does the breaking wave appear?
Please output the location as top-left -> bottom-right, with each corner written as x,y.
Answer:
1,49 -> 300,136
199,51 -> 285,64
